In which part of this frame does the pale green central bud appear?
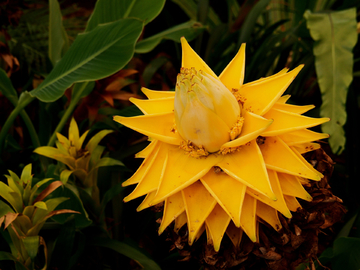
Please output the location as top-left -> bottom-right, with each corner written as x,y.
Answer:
174,67 -> 241,153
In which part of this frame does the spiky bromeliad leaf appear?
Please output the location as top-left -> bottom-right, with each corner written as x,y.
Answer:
86,0 -> 165,32
304,8 -> 357,154
30,18 -> 143,102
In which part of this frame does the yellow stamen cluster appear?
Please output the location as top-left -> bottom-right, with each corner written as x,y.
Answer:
180,140 -> 209,158
230,116 -> 245,141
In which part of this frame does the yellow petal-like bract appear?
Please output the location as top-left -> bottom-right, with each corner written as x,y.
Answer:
114,37 -> 329,251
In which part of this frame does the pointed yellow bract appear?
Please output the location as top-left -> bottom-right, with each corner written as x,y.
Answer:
114,38 -> 329,250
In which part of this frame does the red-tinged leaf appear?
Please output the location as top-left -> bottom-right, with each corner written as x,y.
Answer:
44,209 -> 80,220
4,213 -> 18,229
32,181 -> 63,204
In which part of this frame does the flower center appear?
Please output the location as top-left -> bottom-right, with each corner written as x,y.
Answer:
174,67 -> 245,157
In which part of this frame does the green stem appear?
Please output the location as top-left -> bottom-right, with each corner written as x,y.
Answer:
0,94 -> 35,154
47,82 -> 89,146
19,111 -> 40,149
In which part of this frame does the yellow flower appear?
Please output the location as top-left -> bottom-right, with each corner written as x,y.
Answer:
114,38 -> 329,251
34,118 -> 122,203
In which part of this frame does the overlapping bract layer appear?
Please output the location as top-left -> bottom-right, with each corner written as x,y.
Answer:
114,38 -> 329,251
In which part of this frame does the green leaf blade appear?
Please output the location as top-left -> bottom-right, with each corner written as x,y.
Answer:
31,18 -> 143,102
135,20 -> 206,53
305,8 -> 357,154
48,0 -> 69,66
90,237 -> 161,270
0,69 -> 18,106
86,0 -> 165,32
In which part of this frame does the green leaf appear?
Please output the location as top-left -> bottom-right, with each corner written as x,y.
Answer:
34,201 -> 47,210
72,81 -> 95,99
135,20 -> 206,53
20,164 -> 32,184
86,130 -> 113,153
0,182 -> 23,213
92,157 -> 124,169
238,0 -> 271,45
5,175 -> 22,198
22,236 -> 40,261
331,237 -> 360,269
0,69 -> 18,105
49,219 -> 77,269
50,184 -> 92,228
44,197 -> 69,212
48,0 -> 69,66
142,57 -> 169,86
0,200 -> 15,217
99,182 -> 124,221
30,18 -> 143,102
29,178 -> 54,204
304,8 -> 357,154
86,0 -> 165,32
0,251 -> 28,270
90,237 -> 161,270
171,0 -> 220,29
60,169 -> 73,185
336,210 -> 358,238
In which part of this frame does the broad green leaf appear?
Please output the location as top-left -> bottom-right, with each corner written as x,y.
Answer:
86,0 -> 165,32
89,145 -> 105,170
33,201 -> 47,210
22,236 -> 40,261
135,20 -> 206,53
92,157 -> 124,170
90,237 -> 161,270
0,182 -> 23,213
34,146 -> 75,168
0,69 -> 18,105
86,130 -> 113,153
48,0 -> 69,66
0,251 -> 28,270
305,9 -> 357,154
20,164 -> 32,184
5,175 -> 22,198
44,197 -> 69,212
336,210 -> 358,238
60,169 -> 73,185
30,18 -> 143,102
50,184 -> 92,228
0,200 -> 15,217
331,237 -> 360,269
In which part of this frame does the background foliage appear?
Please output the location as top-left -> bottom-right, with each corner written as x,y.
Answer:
0,0 -> 359,269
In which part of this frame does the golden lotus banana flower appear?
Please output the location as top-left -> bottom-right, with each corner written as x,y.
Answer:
114,37 -> 330,251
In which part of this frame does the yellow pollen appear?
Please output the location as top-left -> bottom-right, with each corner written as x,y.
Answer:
230,116 -> 244,140
231,88 -> 247,105
219,145 -> 242,155
180,140 -> 209,158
